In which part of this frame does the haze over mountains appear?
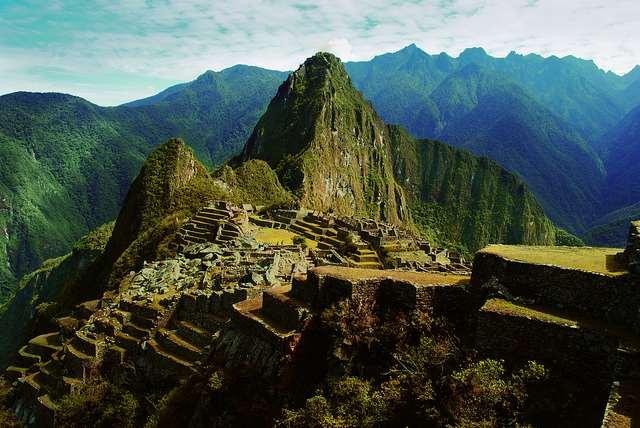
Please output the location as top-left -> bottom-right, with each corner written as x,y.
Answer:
1,44 -> 639,302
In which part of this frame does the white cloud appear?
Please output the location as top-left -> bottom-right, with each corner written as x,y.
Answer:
0,0 -> 639,105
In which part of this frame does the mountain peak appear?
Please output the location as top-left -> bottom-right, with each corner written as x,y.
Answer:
239,53 -> 408,224
460,47 -> 489,60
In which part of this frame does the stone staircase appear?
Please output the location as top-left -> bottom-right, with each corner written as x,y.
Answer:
177,204 -> 233,247
215,221 -> 242,243
220,284 -> 310,376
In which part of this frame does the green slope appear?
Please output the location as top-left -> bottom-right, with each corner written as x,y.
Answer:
600,104 -> 640,213
239,52 -> 409,224
0,66 -> 285,300
435,65 -> 605,233
388,126 -> 556,251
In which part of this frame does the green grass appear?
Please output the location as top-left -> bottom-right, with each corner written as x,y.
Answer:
482,298 -> 579,327
481,244 -> 627,276
253,227 -> 318,249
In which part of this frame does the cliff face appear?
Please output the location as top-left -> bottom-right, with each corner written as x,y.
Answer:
241,52 -> 409,224
389,126 -> 556,250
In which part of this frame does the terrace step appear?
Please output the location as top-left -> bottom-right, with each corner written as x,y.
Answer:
261,285 -> 310,331
119,300 -> 160,320
601,378 -> 640,427
231,297 -> 300,348
156,328 -> 203,362
64,343 -> 92,377
115,331 -> 140,352
5,366 -> 29,381
348,260 -> 382,269
18,345 -> 42,366
37,394 -> 58,412
177,321 -> 215,348
123,320 -> 152,340
147,339 -> 198,377
26,333 -> 63,360
72,331 -> 99,357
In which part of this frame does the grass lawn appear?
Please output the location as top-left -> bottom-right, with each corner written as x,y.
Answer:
480,245 -> 627,276
254,228 -> 318,249
312,265 -> 470,286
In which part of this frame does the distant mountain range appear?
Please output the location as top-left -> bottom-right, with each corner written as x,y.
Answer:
1,44 -> 639,300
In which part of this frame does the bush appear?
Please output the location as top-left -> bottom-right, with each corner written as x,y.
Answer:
292,236 -> 307,248
56,378 -> 139,428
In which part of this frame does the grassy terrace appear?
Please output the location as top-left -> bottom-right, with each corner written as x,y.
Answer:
254,228 -> 318,249
483,298 -> 579,327
480,245 -> 627,276
312,265 -> 470,286
483,298 -> 640,348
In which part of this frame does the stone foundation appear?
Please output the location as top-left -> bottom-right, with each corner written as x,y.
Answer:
625,221 -> 640,275
471,251 -> 640,334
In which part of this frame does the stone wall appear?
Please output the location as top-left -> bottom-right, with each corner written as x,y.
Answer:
625,221 -> 640,275
471,252 -> 640,334
476,303 -> 618,386
292,269 -> 474,330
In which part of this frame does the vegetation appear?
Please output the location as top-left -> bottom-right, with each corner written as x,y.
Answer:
346,44 -> 640,236
481,244 -> 627,275
555,229 -> 585,246
389,126 -> 557,251
215,159 -> 294,207
0,66 -> 284,303
56,377 -> 140,427
239,52 -> 407,224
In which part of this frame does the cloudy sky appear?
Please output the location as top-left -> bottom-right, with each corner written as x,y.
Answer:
1,0 -> 638,105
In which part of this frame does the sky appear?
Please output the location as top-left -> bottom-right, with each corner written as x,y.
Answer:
1,0 -> 639,106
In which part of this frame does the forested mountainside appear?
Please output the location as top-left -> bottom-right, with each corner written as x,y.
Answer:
2,44 -> 639,297
346,46 -> 620,234
345,44 -> 640,145
240,52 -> 557,251
0,67 -> 285,298
600,104 -> 640,212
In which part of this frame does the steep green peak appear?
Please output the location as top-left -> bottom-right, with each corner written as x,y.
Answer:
102,138 -> 224,271
288,51 -> 350,91
240,50 -> 374,165
238,51 -> 408,224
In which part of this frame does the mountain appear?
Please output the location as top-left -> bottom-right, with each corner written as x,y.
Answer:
346,45 -> 635,144
120,65 -> 288,165
346,46 -> 611,233
100,138 -> 228,286
598,105 -> 640,226
389,126 -> 556,250
585,202 -> 640,247
0,67 -> 285,299
239,52 -> 408,224
240,52 -> 557,251
435,64 -> 605,232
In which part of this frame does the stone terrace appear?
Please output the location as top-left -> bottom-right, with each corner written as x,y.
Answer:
472,223 -> 640,428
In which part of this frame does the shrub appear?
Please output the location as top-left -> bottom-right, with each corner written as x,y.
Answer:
292,236 -> 307,248
56,378 -> 139,428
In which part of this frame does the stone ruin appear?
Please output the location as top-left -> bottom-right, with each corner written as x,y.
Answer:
9,202 -> 635,427
472,221 -> 640,427
4,201 -> 470,426
624,220 -> 640,275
